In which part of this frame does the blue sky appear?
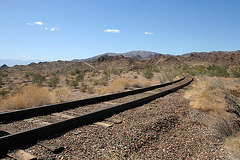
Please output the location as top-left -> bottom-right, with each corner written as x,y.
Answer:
1,0 -> 240,61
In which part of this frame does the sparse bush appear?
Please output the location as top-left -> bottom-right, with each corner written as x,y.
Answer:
53,88 -> 72,103
75,72 -> 85,82
207,65 -> 229,77
94,79 -> 108,86
110,68 -> 121,75
0,86 -> 52,110
231,67 -> 240,78
32,73 -> 46,86
25,72 -> 35,80
133,75 -> 138,79
0,72 -> 8,77
228,89 -> 240,97
69,68 -> 82,76
70,80 -> 78,89
87,85 -> 95,94
80,82 -> 88,92
0,90 -> 9,97
144,70 -> 154,79
48,76 -> 60,88
0,77 -> 3,87
159,72 -> 177,83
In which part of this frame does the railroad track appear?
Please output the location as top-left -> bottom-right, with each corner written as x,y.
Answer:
0,76 -> 193,157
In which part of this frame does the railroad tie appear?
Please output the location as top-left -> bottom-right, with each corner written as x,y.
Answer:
7,150 -> 37,160
38,142 -> 65,154
94,121 -> 113,128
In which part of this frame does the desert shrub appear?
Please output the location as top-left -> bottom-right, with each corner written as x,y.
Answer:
32,73 -> 46,86
1,86 -> 52,110
69,68 -> 82,76
80,82 -> 88,92
159,72 -> 177,83
75,72 -> 85,82
87,85 -> 95,94
94,79 -> 108,86
0,90 -> 9,97
109,68 -> 122,75
48,76 -> 60,88
0,77 -> 3,87
230,67 -> 240,78
25,72 -> 35,80
228,89 -> 240,98
165,65 -> 231,77
207,65 -> 229,77
0,72 -> 8,77
70,80 -> 78,89
144,70 -> 154,79
53,88 -> 72,103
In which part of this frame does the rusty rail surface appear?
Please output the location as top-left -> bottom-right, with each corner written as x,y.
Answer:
0,76 -> 193,154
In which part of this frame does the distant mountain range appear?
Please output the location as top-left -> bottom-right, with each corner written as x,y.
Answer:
0,59 -> 42,67
77,50 -> 161,61
1,50 -> 240,68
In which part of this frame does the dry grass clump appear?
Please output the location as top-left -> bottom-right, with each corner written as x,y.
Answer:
225,134 -> 240,158
185,77 -> 240,157
103,78 -> 150,94
53,88 -> 73,103
0,86 -> 52,110
184,78 -> 226,112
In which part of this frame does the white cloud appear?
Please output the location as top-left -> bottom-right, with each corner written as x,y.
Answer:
50,27 -> 60,31
144,32 -> 154,35
26,21 -> 61,32
34,21 -> 43,26
104,29 -> 120,33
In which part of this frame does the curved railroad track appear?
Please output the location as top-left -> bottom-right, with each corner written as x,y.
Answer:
0,76 -> 193,156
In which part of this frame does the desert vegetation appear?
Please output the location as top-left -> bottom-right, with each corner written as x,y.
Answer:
185,77 -> 240,158
0,52 -> 239,158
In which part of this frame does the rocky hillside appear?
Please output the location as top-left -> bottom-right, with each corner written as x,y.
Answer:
6,60 -> 94,73
90,55 -> 144,70
178,50 -> 240,66
1,50 -> 239,72
149,50 -> 240,66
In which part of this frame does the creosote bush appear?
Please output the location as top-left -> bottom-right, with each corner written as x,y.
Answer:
48,76 -> 60,88
32,73 -> 46,86
144,70 -> 154,79
70,80 -> 78,89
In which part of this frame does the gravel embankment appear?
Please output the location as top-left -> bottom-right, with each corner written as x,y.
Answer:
18,85 -> 230,159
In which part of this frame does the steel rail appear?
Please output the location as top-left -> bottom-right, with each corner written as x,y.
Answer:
0,77 -> 185,123
0,76 -> 193,154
